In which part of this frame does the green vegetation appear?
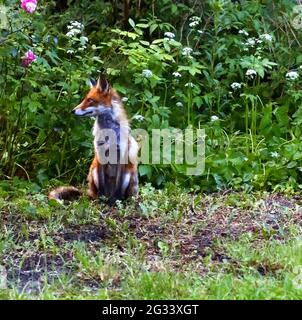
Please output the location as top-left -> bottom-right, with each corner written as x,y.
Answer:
1,0 -> 302,190
1,0 -> 302,299
1,180 -> 302,299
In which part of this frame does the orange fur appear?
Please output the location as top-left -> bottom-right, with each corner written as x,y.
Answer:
87,155 -> 99,199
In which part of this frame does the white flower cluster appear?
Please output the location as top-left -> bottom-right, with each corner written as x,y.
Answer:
230,82 -> 242,90
176,102 -> 183,108
242,33 -> 273,53
270,151 -> 279,158
259,33 -> 273,42
133,114 -> 145,121
81,36 -> 89,42
66,21 -> 88,54
78,36 -> 89,51
246,69 -> 257,78
182,47 -> 193,56
245,37 -> 256,47
164,32 -> 175,40
286,71 -> 299,81
238,29 -> 249,36
142,69 -> 153,78
189,16 -> 201,28
185,82 -> 194,88
66,21 -> 84,38
211,116 -> 219,122
172,72 -> 181,78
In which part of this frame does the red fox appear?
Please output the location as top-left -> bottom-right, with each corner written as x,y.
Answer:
49,78 -> 139,204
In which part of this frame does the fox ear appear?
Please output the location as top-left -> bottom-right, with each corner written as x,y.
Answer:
97,77 -> 110,93
89,78 -> 97,88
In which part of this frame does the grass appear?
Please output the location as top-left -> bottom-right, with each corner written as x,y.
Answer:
1,179 -> 302,299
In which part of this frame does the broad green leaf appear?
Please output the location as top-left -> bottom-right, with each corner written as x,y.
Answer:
128,18 -> 135,28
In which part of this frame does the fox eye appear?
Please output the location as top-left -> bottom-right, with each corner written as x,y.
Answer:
88,98 -> 96,104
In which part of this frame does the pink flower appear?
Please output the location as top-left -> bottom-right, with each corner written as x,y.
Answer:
21,0 -> 37,14
21,50 -> 37,67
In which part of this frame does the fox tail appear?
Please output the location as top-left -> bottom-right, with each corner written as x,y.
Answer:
48,186 -> 82,202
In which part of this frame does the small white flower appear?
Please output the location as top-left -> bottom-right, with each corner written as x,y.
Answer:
230,82 -> 242,90
66,28 -> 82,37
182,47 -> 193,56
142,69 -> 153,78
176,102 -> 183,108
66,31 -> 74,37
67,49 -> 74,54
260,33 -> 273,42
245,38 -> 256,47
164,32 -> 175,39
246,69 -> 257,78
122,97 -> 128,102
271,151 -> 279,158
189,20 -> 199,28
172,72 -> 181,78
197,30 -> 204,34
286,71 -> 299,80
189,16 -> 201,22
185,82 -> 194,88
80,36 -> 89,43
66,21 -> 84,38
133,114 -> 145,121
71,21 -> 83,29
211,115 -> 219,122
239,29 -> 249,36
299,65 -> 302,70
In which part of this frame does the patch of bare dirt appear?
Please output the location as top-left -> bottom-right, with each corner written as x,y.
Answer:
3,251 -> 74,294
122,193 -> 302,266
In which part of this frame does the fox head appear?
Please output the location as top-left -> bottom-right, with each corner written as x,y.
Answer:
72,78 -> 114,117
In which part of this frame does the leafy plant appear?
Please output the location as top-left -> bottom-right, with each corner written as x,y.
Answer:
1,0 -> 302,192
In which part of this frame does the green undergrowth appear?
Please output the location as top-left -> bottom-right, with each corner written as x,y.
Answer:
1,179 -> 302,299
